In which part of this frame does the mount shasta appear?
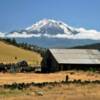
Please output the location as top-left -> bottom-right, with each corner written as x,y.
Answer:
0,19 -> 100,48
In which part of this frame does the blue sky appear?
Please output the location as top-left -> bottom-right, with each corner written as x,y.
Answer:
0,0 -> 100,32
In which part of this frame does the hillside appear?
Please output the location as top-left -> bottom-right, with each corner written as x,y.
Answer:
73,43 -> 100,49
0,41 -> 42,66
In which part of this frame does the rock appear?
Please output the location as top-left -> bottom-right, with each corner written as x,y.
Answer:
16,60 -> 28,67
34,90 -> 44,96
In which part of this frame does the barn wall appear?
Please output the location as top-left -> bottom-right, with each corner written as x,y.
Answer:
49,51 -> 59,72
41,50 -> 60,72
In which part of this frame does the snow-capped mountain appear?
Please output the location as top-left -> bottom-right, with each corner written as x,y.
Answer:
5,19 -> 100,40
0,19 -> 100,48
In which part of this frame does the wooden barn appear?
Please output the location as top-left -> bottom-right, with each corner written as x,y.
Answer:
41,49 -> 100,72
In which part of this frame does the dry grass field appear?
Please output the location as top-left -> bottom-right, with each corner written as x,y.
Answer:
0,71 -> 100,100
0,41 -> 42,66
0,71 -> 99,85
0,41 -> 100,100
0,83 -> 100,100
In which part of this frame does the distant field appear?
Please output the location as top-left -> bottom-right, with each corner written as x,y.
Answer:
0,71 -> 100,85
0,41 -> 42,66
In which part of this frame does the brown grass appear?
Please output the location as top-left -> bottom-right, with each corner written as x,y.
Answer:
0,71 -> 100,85
0,71 -> 100,100
0,83 -> 100,100
0,41 -> 42,66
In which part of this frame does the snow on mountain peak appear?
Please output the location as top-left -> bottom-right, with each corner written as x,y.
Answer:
26,19 -> 59,31
26,19 -> 75,35
26,19 -> 68,30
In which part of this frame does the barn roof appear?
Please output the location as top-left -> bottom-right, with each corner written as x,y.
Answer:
49,49 -> 100,64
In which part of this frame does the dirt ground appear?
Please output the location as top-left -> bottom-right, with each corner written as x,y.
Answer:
0,83 -> 100,100
0,71 -> 100,85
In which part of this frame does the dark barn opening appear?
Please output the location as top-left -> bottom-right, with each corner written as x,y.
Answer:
58,64 -> 100,71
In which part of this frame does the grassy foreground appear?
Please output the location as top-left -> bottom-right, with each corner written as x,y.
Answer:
0,71 -> 99,100
0,41 -> 42,66
0,83 -> 100,100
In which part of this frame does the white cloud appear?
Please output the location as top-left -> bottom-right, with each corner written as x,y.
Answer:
72,30 -> 100,40
0,32 -> 5,38
5,31 -> 100,40
43,33 -> 73,38
6,32 -> 41,38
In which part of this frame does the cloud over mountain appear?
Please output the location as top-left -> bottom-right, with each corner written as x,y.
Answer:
0,32 -> 6,38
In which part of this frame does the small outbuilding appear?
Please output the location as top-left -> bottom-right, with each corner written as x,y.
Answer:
41,49 -> 100,72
